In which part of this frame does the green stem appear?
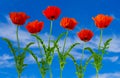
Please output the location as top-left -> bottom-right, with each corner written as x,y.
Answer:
49,64 -> 52,78
48,21 -> 53,48
80,42 -> 86,63
62,30 -> 69,53
96,70 -> 99,78
42,74 -> 45,78
98,29 -> 103,52
16,26 -> 20,53
38,62 -> 45,78
18,73 -> 20,78
36,37 -> 42,56
60,68 -> 63,78
16,26 -> 21,78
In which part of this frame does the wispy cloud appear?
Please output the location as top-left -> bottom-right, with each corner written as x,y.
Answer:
91,72 -> 120,78
104,56 -> 119,62
0,15 -> 120,68
0,54 -> 40,68
21,75 -> 36,78
0,54 -> 14,68
1,16 -> 120,53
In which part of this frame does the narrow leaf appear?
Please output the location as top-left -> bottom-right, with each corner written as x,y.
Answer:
27,49 -> 38,62
50,32 -> 67,53
25,42 -> 34,49
55,32 -> 66,44
2,38 -> 15,55
84,47 -> 95,54
84,55 -> 93,71
65,43 -> 80,55
68,54 -> 77,64
54,43 -> 62,57
32,34 -> 47,53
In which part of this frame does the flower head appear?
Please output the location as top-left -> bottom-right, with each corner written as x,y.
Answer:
92,14 -> 113,29
60,17 -> 78,30
43,6 -> 61,20
77,29 -> 94,42
26,20 -> 44,34
9,12 -> 30,26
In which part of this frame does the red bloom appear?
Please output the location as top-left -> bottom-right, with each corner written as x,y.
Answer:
92,14 -> 113,29
9,12 -> 30,26
26,20 -> 44,34
60,17 -> 78,30
77,29 -> 94,42
43,6 -> 61,20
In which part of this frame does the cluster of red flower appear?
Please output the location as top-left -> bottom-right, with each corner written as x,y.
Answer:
8,6 -> 113,78
9,6 -> 113,43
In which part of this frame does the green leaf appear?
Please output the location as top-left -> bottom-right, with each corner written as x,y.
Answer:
55,32 -> 67,44
54,42 -> 62,57
68,54 -> 77,65
60,61 -> 66,70
84,55 -> 93,71
22,64 -> 27,67
50,32 -> 67,54
84,47 -> 95,54
92,53 -> 102,71
102,38 -> 112,54
2,38 -> 15,55
32,34 -> 47,53
27,49 -> 38,63
24,42 -> 34,49
46,56 -> 53,65
104,38 -> 112,48
65,43 -> 80,55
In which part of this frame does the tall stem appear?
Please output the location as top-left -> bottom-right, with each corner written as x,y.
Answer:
96,70 -> 99,78
38,62 -> 45,78
49,64 -> 52,78
60,69 -> 63,78
62,30 -> 69,53
36,37 -> 42,56
16,65 -> 20,78
16,26 -> 21,78
16,26 -> 20,52
80,42 -> 86,63
42,74 -> 45,78
48,21 -> 53,48
18,73 -> 20,78
98,29 -> 103,52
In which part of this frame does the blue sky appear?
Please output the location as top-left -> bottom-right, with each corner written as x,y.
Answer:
0,0 -> 120,78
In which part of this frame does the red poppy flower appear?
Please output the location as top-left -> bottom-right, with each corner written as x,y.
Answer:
26,20 -> 44,34
9,12 -> 30,26
43,6 -> 61,20
92,14 -> 113,29
77,29 -> 94,42
60,17 -> 78,30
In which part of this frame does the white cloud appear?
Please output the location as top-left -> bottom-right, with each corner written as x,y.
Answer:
0,15 -> 120,68
0,54 -> 13,60
1,16 -> 120,53
70,51 -> 89,60
0,54 -> 40,68
104,56 -> 119,62
108,35 -> 120,53
0,54 -> 14,68
86,35 -> 120,53
70,51 -> 119,63
0,16 -> 55,48
91,72 -> 120,78
21,75 -> 36,78
24,54 -> 35,64
25,54 -> 42,64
